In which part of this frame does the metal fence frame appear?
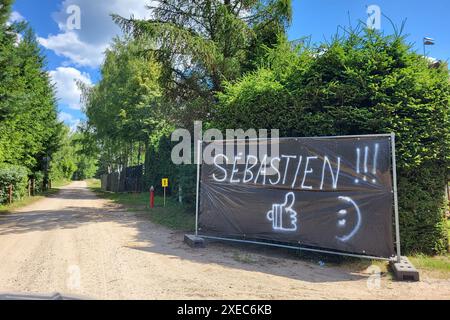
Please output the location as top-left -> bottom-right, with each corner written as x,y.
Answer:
194,133 -> 401,262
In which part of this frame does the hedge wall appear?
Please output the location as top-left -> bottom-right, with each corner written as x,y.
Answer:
144,133 -> 198,209
144,135 -> 177,194
213,30 -> 450,254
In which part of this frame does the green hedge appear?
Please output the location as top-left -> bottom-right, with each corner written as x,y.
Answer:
144,135 -> 178,195
0,164 -> 28,204
177,163 -> 197,209
144,134 -> 198,210
213,30 -> 450,254
398,164 -> 448,254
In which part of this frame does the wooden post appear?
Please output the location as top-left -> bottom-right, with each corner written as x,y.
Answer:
28,179 -> 31,197
8,184 -> 13,204
32,178 -> 35,196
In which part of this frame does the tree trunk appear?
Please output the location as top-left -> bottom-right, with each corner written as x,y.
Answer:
137,142 -> 142,165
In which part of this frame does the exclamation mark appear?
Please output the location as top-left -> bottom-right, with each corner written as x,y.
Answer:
363,146 -> 369,181
355,144 -> 380,184
372,143 -> 379,183
355,148 -> 360,183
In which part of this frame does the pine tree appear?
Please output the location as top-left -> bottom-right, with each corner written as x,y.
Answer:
113,0 -> 292,125
0,1 -> 60,183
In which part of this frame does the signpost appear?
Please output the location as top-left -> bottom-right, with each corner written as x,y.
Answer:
162,178 -> 168,207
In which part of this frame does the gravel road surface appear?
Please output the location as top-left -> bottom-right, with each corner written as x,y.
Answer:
0,181 -> 448,299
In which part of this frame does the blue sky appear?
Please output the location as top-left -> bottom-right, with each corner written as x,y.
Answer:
10,0 -> 450,131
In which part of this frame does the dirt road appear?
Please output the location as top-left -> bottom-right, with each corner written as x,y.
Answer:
0,181 -> 448,299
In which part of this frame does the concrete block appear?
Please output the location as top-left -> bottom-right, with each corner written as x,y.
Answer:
389,256 -> 420,282
184,234 -> 205,248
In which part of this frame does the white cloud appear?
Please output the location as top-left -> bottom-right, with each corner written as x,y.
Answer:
38,0 -> 153,68
49,67 -> 92,110
58,111 -> 74,122
38,32 -> 107,68
8,11 -> 25,24
58,112 -> 81,132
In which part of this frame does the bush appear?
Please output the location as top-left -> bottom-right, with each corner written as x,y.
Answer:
214,29 -> 450,254
144,132 -> 197,210
32,171 -> 45,194
177,164 -> 197,210
0,164 -> 28,204
398,164 -> 448,254
144,134 -> 178,195
215,68 -> 294,135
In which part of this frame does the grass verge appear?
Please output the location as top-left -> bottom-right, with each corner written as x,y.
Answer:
86,179 -> 195,231
408,254 -> 449,277
406,219 -> 450,278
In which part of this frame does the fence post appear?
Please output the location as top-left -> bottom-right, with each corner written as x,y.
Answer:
391,132 -> 402,263
8,184 -> 13,204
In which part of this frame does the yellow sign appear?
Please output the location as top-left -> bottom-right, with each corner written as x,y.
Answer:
162,178 -> 169,188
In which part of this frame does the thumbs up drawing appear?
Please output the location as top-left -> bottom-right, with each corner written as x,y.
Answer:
266,192 -> 298,232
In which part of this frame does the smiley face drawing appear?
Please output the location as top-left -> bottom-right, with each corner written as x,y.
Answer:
335,196 -> 362,242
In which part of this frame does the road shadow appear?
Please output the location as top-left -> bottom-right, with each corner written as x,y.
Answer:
0,186 -> 375,284
125,212 -> 374,283
0,205 -> 126,236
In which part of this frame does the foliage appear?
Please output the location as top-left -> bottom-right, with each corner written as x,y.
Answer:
48,125 -> 99,181
397,164 -> 448,254
83,38 -> 163,174
144,127 -> 176,192
214,29 -> 450,254
0,164 -> 28,204
49,125 -> 78,182
86,0 -> 293,208
73,155 -> 97,180
113,0 -> 292,126
71,130 -> 98,180
0,2 -> 62,194
31,170 -> 45,194
0,26 -> 60,171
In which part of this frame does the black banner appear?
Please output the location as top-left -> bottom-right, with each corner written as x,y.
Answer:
198,135 -> 395,258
